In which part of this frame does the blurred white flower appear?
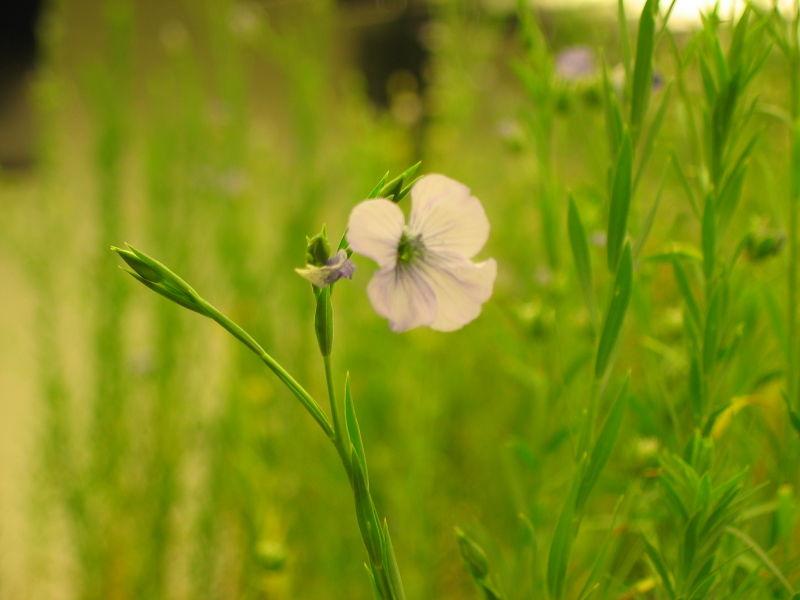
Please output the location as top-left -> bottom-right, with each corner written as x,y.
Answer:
347,174 -> 496,333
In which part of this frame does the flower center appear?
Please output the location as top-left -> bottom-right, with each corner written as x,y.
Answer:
397,230 -> 424,265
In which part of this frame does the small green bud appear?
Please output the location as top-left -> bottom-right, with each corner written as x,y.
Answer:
454,527 -> 490,581
112,244 -> 205,314
255,540 -> 287,572
305,225 -> 331,266
743,219 -> 785,262
773,485 -> 796,544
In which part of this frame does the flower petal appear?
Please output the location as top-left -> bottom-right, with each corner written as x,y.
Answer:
409,174 -> 490,259
294,249 -> 355,287
367,266 -> 437,332
417,255 -> 496,332
347,199 -> 405,267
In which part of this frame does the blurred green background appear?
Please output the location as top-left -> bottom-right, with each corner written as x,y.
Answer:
2,0 -> 800,598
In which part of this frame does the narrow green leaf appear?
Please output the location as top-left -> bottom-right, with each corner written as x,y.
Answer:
634,84 -> 672,192
364,564 -> 381,600
567,196 -> 594,318
351,455 -> 383,566
680,512 -> 700,579
596,243 -> 634,379
607,132 -> 633,271
633,168 -> 667,257
726,526 -> 795,595
381,520 -> 406,600
702,198 -> 716,282
547,466 -> 582,599
617,0 -> 631,80
703,283 -> 724,374
671,258 -> 701,331
602,60 -> 625,157
671,152 -> 700,218
643,538 -> 676,600
689,354 -> 703,417
630,0 -> 657,136
344,373 -> 368,480
576,377 -> 628,511
368,171 -> 390,198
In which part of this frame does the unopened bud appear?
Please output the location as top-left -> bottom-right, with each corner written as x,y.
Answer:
454,527 -> 489,581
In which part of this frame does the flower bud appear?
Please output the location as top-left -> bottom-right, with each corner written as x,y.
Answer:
305,226 -> 331,266
454,527 -> 489,581
255,540 -> 287,572
112,244 -> 205,314
743,219 -> 785,262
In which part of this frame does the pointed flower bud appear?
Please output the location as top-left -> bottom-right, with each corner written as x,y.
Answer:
112,244 -> 206,314
306,225 -> 332,266
743,219 -> 785,262
454,527 -> 490,581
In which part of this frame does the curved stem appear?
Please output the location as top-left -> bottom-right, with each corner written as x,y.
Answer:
198,298 -> 334,440
323,354 -> 347,461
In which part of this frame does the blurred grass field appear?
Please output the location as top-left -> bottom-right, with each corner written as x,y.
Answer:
3,0 -> 800,598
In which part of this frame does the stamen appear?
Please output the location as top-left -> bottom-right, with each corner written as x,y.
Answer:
397,230 -> 424,264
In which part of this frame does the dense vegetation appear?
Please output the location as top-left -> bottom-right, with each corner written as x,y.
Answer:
3,0 -> 800,598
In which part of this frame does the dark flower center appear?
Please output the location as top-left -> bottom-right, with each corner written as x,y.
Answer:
397,230 -> 424,264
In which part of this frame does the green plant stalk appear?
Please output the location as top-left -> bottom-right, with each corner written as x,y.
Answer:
197,297 -> 334,439
317,292 -> 405,599
116,241 -> 406,597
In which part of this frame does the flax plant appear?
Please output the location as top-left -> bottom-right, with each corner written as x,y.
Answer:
543,2 -> 669,598
111,168 -> 423,600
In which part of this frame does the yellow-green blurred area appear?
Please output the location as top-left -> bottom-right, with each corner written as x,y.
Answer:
3,0 -> 800,598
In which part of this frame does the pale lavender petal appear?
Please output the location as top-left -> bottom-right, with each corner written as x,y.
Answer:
409,174 -> 490,259
295,250 -> 355,287
367,265 -> 437,332
416,253 -> 497,332
347,199 -> 405,267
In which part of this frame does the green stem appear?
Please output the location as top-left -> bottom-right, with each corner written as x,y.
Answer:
197,298 -> 334,440
319,306 -> 403,600
323,354 -> 347,461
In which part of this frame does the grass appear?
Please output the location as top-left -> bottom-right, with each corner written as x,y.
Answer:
3,0 -> 800,598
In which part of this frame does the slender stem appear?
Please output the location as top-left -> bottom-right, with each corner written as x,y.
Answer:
197,298 -> 335,440
319,303 -> 404,600
323,354 -> 347,462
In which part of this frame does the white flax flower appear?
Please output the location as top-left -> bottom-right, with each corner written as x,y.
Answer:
347,174 -> 496,332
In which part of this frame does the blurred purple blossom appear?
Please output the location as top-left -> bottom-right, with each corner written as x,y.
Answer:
555,46 -> 597,82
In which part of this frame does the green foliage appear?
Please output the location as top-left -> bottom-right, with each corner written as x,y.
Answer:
7,0 -> 800,598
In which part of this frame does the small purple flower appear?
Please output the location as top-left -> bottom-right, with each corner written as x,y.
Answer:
652,71 -> 664,91
611,64 -> 665,93
555,46 -> 597,82
295,249 -> 355,288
